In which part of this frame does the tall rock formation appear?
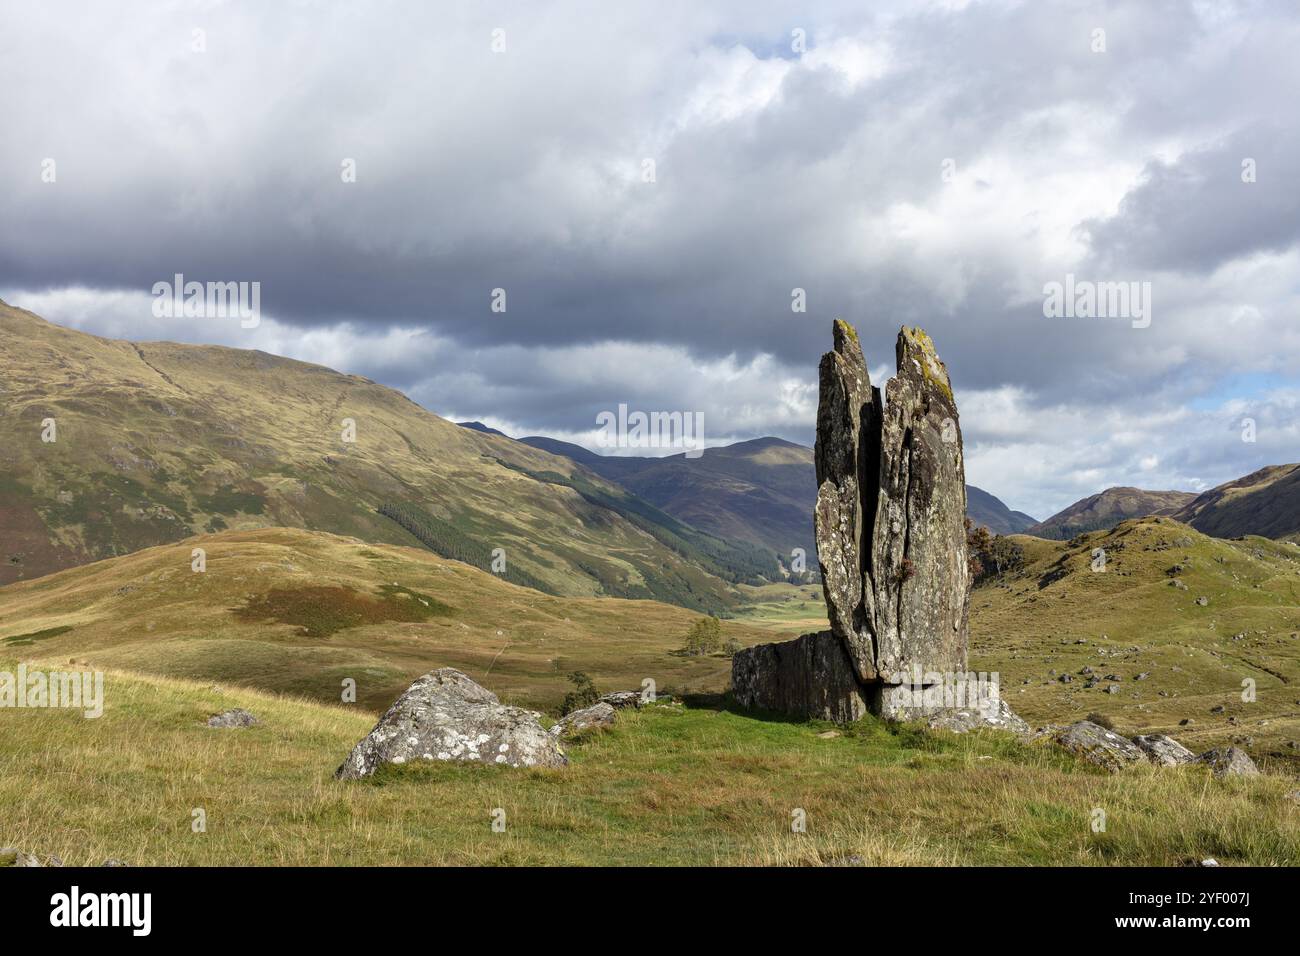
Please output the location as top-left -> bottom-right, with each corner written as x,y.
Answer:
733,321 -> 972,719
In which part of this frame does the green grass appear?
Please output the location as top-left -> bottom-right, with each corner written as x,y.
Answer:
2,661 -> 1296,866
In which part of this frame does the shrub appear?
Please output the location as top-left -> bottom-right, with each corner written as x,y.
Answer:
561,671 -> 599,715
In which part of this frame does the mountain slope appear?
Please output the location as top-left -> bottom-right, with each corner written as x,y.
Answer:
1171,464 -> 1300,541
1028,487 -> 1196,540
966,485 -> 1037,534
969,516 -> 1300,769
512,430 -> 1033,562
0,301 -> 767,610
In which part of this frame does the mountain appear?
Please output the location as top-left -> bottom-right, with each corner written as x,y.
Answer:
0,300 -> 776,610
517,436 -> 817,562
966,485 -> 1037,535
1027,487 -> 1197,540
504,428 -> 1035,558
1170,464 -> 1300,541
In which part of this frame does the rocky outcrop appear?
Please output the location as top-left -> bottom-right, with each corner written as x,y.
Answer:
1197,746 -> 1260,778
552,702 -> 617,737
1054,721 -> 1148,772
599,691 -> 645,709
733,321 -> 976,723
335,669 -> 567,779
924,697 -> 1031,737
1132,733 -> 1196,767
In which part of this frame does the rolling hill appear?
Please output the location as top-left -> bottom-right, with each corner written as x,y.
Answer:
1028,487 -> 1196,540
0,527 -> 777,712
1171,464 -> 1300,541
0,300 -> 775,611
970,516 -> 1300,769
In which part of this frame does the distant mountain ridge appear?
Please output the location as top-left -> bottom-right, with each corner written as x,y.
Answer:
459,425 -> 1035,554
966,485 -> 1038,535
1028,487 -> 1196,540
1172,464 -> 1300,541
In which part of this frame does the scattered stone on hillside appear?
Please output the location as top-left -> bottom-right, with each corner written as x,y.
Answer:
1054,721 -> 1147,772
924,697 -> 1031,737
1132,734 -> 1196,767
1197,747 -> 1260,778
599,691 -> 644,709
0,847 -> 41,867
1200,858 -> 1220,867
1135,672 -> 1150,681
1104,685 -> 1119,694
1179,718 -> 1193,726
731,629 -> 869,723
207,708 -> 259,728
817,730 -> 841,739
1196,596 -> 1209,606
735,321 -> 971,722
101,859 -> 128,867
1210,704 -> 1225,714
335,668 -> 567,779
551,702 -> 616,737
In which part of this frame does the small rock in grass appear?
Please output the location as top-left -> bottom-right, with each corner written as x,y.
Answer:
207,708 -> 259,728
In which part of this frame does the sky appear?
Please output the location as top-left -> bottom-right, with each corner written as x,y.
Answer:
2,0 -> 1298,520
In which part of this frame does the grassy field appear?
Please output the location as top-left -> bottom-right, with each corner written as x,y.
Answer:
3,517 -> 1299,866
0,527 -> 778,713
3,661 -> 1297,866
968,517 -> 1300,770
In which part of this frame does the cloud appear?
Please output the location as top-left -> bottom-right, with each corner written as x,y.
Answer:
2,0 -> 1299,517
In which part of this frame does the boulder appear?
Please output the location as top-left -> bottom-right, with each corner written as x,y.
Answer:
924,697 -> 1031,737
207,708 -> 259,728
335,669 -> 567,779
552,702 -> 617,737
0,847 -> 41,867
1132,734 -> 1196,766
1197,746 -> 1260,778
731,629 -> 870,723
1054,720 -> 1147,772
599,691 -> 644,709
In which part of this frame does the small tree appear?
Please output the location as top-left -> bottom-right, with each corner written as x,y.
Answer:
561,671 -> 599,715
721,636 -> 742,658
682,616 -> 723,656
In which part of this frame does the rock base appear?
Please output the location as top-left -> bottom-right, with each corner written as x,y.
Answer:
732,631 -> 1024,731
731,631 -> 871,723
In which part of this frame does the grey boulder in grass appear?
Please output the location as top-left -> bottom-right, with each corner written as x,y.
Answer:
335,668 -> 567,779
